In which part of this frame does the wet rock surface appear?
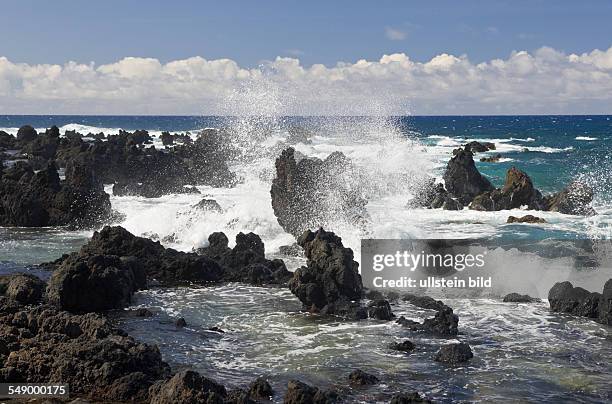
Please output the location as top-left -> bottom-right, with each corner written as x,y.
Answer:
503,293 -> 541,303
348,369 -> 379,386
0,160 -> 111,228
288,228 -> 368,319
545,181 -> 597,216
443,148 -> 494,205
470,167 -> 545,211
270,147 -> 369,238
0,274 -> 46,305
507,215 -> 547,224
389,340 -> 416,352
283,380 -> 338,404
396,306 -> 459,337
434,342 -> 474,364
548,280 -> 611,325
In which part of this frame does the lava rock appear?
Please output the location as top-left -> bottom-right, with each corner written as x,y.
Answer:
348,369 -> 379,386
443,148 -> 494,205
148,370 -> 227,404
599,279 -> 612,325
289,228 -> 364,318
0,305 -> 171,402
270,147 -> 369,238
434,342 -> 473,364
278,243 -> 304,257
396,306 -> 459,337
548,281 -> 602,319
175,317 -> 187,328
507,215 -> 547,224
470,167 -> 545,211
248,377 -> 273,400
545,181 -> 596,216
283,380 -> 338,404
1,274 -> 46,304
502,293 -> 541,303
464,141 -> 496,153
480,153 -> 502,162
0,160 -> 111,228
367,299 -> 394,320
16,125 -> 37,143
46,254 -> 146,313
193,198 -> 223,212
401,294 -> 447,311
389,340 -> 415,352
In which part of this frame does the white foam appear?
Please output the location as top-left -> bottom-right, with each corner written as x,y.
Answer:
575,136 -> 598,141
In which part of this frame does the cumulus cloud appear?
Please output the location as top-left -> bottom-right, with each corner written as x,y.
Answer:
385,27 -> 407,41
1,46 -> 612,115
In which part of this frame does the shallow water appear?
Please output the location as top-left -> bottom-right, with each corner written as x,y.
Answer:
115,284 -> 612,403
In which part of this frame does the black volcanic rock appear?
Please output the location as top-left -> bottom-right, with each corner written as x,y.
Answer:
367,299 -> 395,320
434,342 -> 473,364
507,215 -> 547,224
348,369 -> 379,386
390,392 -> 432,403
0,160 -> 111,228
46,254 -> 146,313
396,306 -> 459,337
548,281 -> 603,320
464,141 -> 496,153
0,274 -> 46,305
443,148 -> 494,205
148,370 -> 227,404
545,181 -> 596,216
389,340 -> 415,352
0,303 -> 171,402
16,125 -> 37,143
270,147 -> 369,238
289,228 -> 365,318
502,293 -> 541,303
283,380 -> 338,404
470,167 -> 545,211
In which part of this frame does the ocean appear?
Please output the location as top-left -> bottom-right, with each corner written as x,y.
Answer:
1,115 -> 611,402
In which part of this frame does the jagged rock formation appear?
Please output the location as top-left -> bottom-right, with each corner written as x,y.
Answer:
548,280 -> 611,325
0,160 -> 111,228
271,147 -> 369,238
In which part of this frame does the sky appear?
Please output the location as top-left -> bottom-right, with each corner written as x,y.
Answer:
1,0 -> 612,115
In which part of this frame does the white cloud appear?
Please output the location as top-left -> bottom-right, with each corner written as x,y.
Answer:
1,46 -> 612,115
385,27 -> 407,41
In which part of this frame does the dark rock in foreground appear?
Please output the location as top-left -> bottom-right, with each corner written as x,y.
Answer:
46,254 -> 146,313
367,299 -> 395,320
271,147 -> 369,238
507,215 -> 547,224
502,293 -> 541,303
434,342 -> 473,364
148,370 -> 227,404
548,280 -> 611,325
348,369 -> 379,386
248,377 -> 274,400
289,228 -> 370,319
283,380 -> 338,404
464,141 -> 496,153
0,299 -> 171,402
443,148 -> 494,205
0,274 -> 46,305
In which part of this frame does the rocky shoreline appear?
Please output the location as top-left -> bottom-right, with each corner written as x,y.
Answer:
0,126 -> 609,402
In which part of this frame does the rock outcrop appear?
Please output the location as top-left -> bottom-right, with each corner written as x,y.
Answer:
283,380 -> 338,404
0,160 -> 111,228
348,369 -> 379,386
0,274 -> 46,304
545,181 -> 596,216
470,167 -> 545,211
548,280 -> 611,325
502,293 -> 541,303
443,148 -> 494,205
396,306 -> 459,337
506,215 -> 547,224
288,228 -> 370,319
148,370 -> 227,404
271,147 -> 369,238
434,342 -> 473,364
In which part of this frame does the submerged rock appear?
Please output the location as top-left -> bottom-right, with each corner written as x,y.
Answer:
502,293 -> 541,303
443,148 -> 494,205
480,153 -> 502,162
434,342 -> 473,364
545,181 -> 596,216
289,228 -> 366,319
389,340 -> 415,352
507,215 -> 547,224
270,147 -> 369,238
283,380 -> 338,404
348,369 -> 379,386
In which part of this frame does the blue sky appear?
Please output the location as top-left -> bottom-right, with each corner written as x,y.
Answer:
2,0 -> 612,66
1,1 -> 611,115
